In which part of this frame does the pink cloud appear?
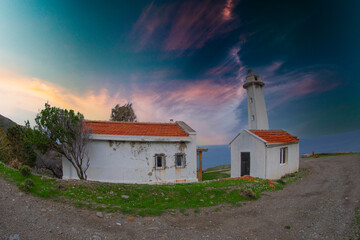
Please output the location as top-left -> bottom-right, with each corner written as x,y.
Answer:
223,0 -> 235,21
205,46 -> 245,77
265,71 -> 339,108
0,68 -> 128,125
0,68 -> 246,145
131,2 -> 175,49
131,78 -> 246,144
266,61 -> 284,73
131,0 -> 240,53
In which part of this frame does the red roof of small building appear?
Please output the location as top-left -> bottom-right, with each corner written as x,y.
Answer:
85,121 -> 189,137
249,130 -> 299,143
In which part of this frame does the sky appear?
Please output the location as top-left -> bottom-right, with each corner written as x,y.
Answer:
0,0 -> 359,145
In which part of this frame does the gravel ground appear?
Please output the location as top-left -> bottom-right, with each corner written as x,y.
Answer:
1,155 -> 359,240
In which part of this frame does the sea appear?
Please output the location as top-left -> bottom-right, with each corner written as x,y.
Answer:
200,129 -> 360,169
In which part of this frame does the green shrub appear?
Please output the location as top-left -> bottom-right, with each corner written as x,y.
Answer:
240,188 -> 256,199
0,129 -> 12,164
19,165 -> 31,177
6,125 -> 37,167
10,159 -> 22,169
19,178 -> 34,192
277,179 -> 286,185
0,148 -> 11,164
0,153 -> 10,165
25,178 -> 34,187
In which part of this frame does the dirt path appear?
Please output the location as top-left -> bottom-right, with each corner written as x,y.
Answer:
1,155 -> 359,240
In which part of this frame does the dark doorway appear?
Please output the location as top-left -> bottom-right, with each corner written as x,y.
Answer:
241,152 -> 250,176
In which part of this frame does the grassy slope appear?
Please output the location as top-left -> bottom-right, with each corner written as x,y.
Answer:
0,114 -> 17,132
204,165 -> 230,172
315,152 -> 360,157
202,164 -> 230,181
0,162 -> 311,216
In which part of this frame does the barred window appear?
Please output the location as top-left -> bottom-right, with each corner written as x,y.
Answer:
155,154 -> 165,169
175,153 -> 185,168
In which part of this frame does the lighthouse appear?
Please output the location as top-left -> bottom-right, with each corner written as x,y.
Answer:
243,69 -> 269,130
230,69 -> 299,180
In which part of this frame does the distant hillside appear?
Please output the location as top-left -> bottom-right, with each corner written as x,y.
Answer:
0,114 -> 17,132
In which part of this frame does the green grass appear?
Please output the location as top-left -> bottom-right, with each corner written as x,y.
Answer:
277,168 -> 311,185
204,164 -> 230,172
311,152 -> 360,158
350,206 -> 360,240
0,161 -> 311,216
202,171 -> 230,181
202,164 -> 230,181
0,161 -> 61,198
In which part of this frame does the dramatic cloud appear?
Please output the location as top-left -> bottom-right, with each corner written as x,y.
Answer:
0,69 -> 128,125
222,0 -> 235,21
0,64 -> 343,144
130,78 -> 246,144
264,68 -> 339,108
205,46 -> 245,77
131,0 -> 240,53
266,61 -> 284,73
0,69 -> 246,144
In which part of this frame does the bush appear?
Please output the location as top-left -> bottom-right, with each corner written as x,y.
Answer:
0,150 -> 11,164
0,128 -> 12,164
25,178 -> 34,187
19,178 -> 34,192
277,179 -> 286,185
20,165 -> 32,177
9,159 -> 22,169
7,125 -> 37,167
240,188 -> 256,199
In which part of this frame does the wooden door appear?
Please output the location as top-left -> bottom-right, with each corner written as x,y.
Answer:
241,152 -> 250,176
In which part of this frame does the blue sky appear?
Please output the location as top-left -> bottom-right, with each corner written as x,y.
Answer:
0,0 -> 359,144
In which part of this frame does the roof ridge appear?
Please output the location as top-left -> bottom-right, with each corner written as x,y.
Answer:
84,120 -> 190,137
85,120 -> 177,125
248,129 -> 299,144
249,129 -> 286,131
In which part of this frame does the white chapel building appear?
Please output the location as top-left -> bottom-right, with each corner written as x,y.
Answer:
62,121 -> 199,184
230,70 -> 300,180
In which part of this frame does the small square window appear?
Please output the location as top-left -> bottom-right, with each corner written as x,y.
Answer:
155,154 -> 165,169
175,154 -> 185,168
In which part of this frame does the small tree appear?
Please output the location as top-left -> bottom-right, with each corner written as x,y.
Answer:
110,103 -> 137,122
27,103 -> 91,180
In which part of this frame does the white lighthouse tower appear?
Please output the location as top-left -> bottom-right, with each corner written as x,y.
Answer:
243,69 -> 269,129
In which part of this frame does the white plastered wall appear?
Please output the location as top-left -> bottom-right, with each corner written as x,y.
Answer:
247,84 -> 269,130
62,133 -> 197,184
265,143 -> 299,180
230,130 -> 266,178
230,130 -> 300,179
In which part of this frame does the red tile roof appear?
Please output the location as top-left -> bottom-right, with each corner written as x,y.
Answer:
249,130 -> 299,143
85,121 -> 189,137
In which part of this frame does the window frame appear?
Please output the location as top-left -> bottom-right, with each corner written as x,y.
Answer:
280,147 -> 287,165
175,153 -> 186,168
154,154 -> 166,170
